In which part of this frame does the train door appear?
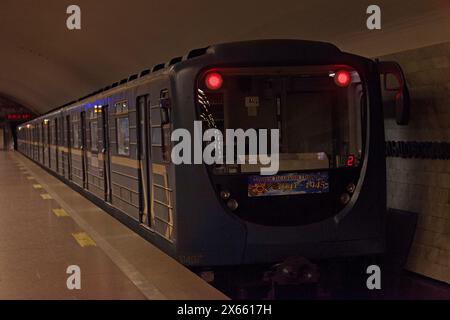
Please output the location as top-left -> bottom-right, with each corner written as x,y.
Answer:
37,126 -> 40,160
60,117 -> 65,176
66,115 -> 72,180
47,121 -> 51,168
101,105 -> 112,202
34,127 -> 38,161
80,111 -> 88,189
55,118 -> 59,173
40,124 -> 44,164
33,127 -> 36,160
137,95 -> 151,227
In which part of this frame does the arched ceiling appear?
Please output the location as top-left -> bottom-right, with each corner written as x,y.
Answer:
1,0 -> 449,114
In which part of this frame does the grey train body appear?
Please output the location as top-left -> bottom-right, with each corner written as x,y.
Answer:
17,40 -> 388,267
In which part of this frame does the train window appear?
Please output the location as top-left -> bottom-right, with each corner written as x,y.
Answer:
197,66 -> 364,171
73,123 -> 80,148
90,121 -> 98,152
116,117 -> 130,156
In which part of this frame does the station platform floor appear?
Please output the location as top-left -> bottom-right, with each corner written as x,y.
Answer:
0,151 -> 227,300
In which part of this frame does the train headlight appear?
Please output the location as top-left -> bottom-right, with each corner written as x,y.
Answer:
227,199 -> 239,211
346,183 -> 356,194
340,193 -> 351,205
220,190 -> 231,200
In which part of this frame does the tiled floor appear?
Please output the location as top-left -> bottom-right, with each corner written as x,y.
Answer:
0,151 -> 226,300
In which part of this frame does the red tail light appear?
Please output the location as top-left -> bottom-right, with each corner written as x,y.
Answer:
205,72 -> 223,90
334,70 -> 351,87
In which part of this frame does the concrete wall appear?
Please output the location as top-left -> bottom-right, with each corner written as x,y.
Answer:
380,42 -> 450,284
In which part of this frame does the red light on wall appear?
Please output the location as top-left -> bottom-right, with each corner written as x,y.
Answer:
6,114 -> 31,120
205,72 -> 223,90
334,70 -> 351,87
346,154 -> 355,167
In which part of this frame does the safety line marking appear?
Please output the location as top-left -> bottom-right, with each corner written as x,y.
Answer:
33,184 -> 43,189
72,232 -> 97,247
40,193 -> 53,200
15,153 -> 168,299
52,208 -> 69,217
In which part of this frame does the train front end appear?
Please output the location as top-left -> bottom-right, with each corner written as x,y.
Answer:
172,40 -> 388,266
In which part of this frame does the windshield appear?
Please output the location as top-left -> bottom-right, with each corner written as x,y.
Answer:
196,66 -> 364,173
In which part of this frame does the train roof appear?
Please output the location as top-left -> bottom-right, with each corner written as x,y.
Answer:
24,39 -> 344,121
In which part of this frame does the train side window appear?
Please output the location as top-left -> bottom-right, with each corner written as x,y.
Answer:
90,121 -> 98,152
116,117 -> 130,156
73,123 -> 80,148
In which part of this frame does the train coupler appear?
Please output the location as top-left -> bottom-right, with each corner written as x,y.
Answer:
263,256 -> 320,299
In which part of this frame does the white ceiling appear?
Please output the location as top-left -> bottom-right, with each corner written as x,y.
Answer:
1,0 -> 449,114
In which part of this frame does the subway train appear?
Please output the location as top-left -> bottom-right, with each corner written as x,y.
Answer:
17,40 -> 410,270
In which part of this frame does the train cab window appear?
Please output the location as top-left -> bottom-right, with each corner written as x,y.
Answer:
197,66 -> 364,173
116,117 -> 130,156
90,122 -> 98,152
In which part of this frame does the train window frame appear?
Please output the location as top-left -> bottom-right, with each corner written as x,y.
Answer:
116,116 -> 130,156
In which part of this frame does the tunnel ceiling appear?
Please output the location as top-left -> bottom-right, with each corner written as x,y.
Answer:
1,0 -> 449,115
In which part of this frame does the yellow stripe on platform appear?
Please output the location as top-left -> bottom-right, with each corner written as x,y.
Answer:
33,184 -> 43,189
40,193 -> 53,200
26,176 -> 36,180
72,232 -> 96,247
52,208 -> 69,217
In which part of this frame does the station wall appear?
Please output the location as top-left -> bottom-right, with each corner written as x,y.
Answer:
380,41 -> 450,284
